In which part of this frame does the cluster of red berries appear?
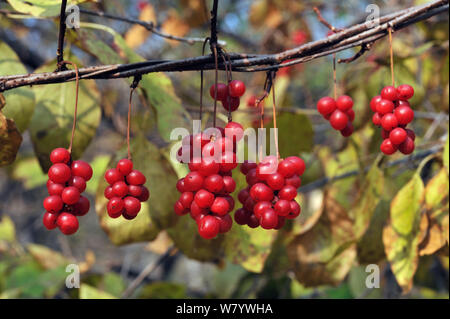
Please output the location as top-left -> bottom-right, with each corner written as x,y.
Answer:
209,80 -> 246,112
317,95 -> 355,137
235,156 -> 305,230
43,148 -> 93,235
104,159 -> 149,220
175,122 -> 244,239
370,84 -> 415,155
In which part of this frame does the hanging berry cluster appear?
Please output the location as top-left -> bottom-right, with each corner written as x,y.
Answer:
103,77 -> 150,220
317,95 -> 355,137
209,80 -> 246,112
104,159 -> 149,219
370,85 -> 415,155
174,121 -> 243,239
44,149 -> 93,235
235,156 -> 304,229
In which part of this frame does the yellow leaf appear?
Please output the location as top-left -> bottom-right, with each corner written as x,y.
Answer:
161,10 -> 190,47
124,4 -> 156,49
419,219 -> 447,256
425,168 -> 449,210
79,284 -> 117,299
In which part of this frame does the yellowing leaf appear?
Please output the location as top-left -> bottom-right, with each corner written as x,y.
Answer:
0,215 -> 16,243
125,4 -> 156,49
425,168 -> 449,210
161,9 -> 190,47
27,244 -> 70,270
444,135 -> 449,174
0,111 -> 22,167
79,284 -> 117,299
6,0 -> 87,17
419,219 -> 447,256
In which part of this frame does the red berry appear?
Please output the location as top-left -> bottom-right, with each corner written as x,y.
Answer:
174,200 -> 188,216
184,172 -> 204,192
234,208 -> 250,225
381,113 -> 398,131
216,214 -> 233,233
126,170 -> 146,185
346,109 -> 355,122
117,159 -> 133,176
279,185 -> 297,201
222,176 -> 236,193
317,97 -> 336,116
380,139 -> 397,155
336,95 -> 353,111
277,159 -> 296,178
61,186 -> 80,205
210,83 -> 228,101
240,161 -> 257,175
190,201 -> 207,220
329,110 -> 349,131
274,216 -> 286,229
285,156 -> 306,176
372,113 -> 382,126
266,173 -> 285,190
104,186 -> 114,199
247,214 -> 260,228
257,156 -> 278,178
224,195 -> 235,211
73,196 -> 90,216
220,152 -> 238,173
406,129 -> 416,141
398,136 -> 415,155
285,175 -> 301,188
287,201 -> 301,219
128,185 -> 143,197
122,211 -> 137,220
225,121 -> 244,143
176,178 -> 187,193
260,208 -> 278,230
228,80 -> 246,98
57,213 -> 79,235
211,197 -> 230,216
107,197 -> 124,217
105,168 -> 124,185
397,84 -> 414,100
396,100 -> 411,108
244,196 -> 256,212
48,163 -> 71,184
245,168 -> 260,186
50,148 -> 70,164
123,196 -> 141,216
376,99 -> 395,115
250,183 -> 274,202
382,129 -> 390,140
47,183 -> 65,196
238,188 -> 250,204
194,189 -> 215,208
370,96 -> 382,113
381,86 -> 398,101
198,215 -> 220,239
199,159 -> 220,177
246,95 -> 261,108
394,106 -> 414,125
138,186 -> 150,202
69,176 -> 86,192
179,192 -> 194,209
389,128 -> 407,145
254,201 -> 272,219
274,199 -> 291,217
71,160 -> 93,181
221,97 -> 240,112
340,122 -> 354,137
43,212 -> 59,230
112,181 -> 129,198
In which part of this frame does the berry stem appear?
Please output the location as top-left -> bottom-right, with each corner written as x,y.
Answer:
212,44 -> 219,128
199,37 -> 210,123
271,73 -> 280,160
127,76 -> 141,160
388,27 -> 395,87
333,53 -> 337,100
62,60 -> 79,154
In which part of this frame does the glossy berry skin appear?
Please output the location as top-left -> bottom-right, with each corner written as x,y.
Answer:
317,97 -> 336,116
346,109 -> 355,122
250,183 -> 274,202
43,195 -> 63,214
184,172 -> 204,192
221,97 -> 240,112
105,168 -> 124,185
104,186 -> 114,199
112,181 -> 129,198
287,201 -> 301,219
194,189 -> 215,208
57,213 -> 79,235
376,99 -> 395,115
260,208 -> 278,230
179,192 -> 194,209
216,214 -> 233,233
199,159 -> 220,177
340,122 -> 354,137
398,137 -> 415,155
228,80 -> 246,98
176,178 -> 187,193
406,129 -> 416,141
380,139 -> 397,155
247,214 -> 260,228
278,185 -> 297,201
238,188 -> 250,204
71,160 -> 93,181
128,185 -> 143,198
48,163 -> 71,184
61,186 -> 80,205
222,176 -> 236,193
381,86 -> 398,101
277,160 -> 297,178
389,128 -> 407,145
43,212 -> 59,230
394,106 -> 414,125
174,200 -> 188,216
225,121 -> 244,142
397,84 -> 414,100
107,197 -> 124,217
47,183 -> 65,196
123,196 -> 141,217
329,110 -> 349,131
336,95 -> 353,111
240,161 -> 258,175
372,113 -> 382,126
210,83 -> 228,101
266,173 -> 285,190
198,215 -> 220,239
381,113 -> 398,131
50,148 -> 70,164
254,201 -> 272,219
211,197 -> 230,216
285,175 -> 301,188
234,208 -> 250,225
69,176 -> 86,192
73,196 -> 90,216
285,156 -> 306,176
138,186 -> 150,202
117,159 -> 133,176
370,96 -> 382,113
126,170 -> 146,185
274,199 -> 291,217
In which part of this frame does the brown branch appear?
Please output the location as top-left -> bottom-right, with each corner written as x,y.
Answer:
313,6 -> 343,32
56,0 -> 68,71
338,42 -> 373,63
0,0 -> 448,92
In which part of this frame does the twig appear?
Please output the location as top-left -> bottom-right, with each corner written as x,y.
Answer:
121,246 -> 178,299
56,0 -> 68,71
209,0 -> 220,50
313,6 -> 343,32
0,0 -> 448,92
338,43 -> 373,63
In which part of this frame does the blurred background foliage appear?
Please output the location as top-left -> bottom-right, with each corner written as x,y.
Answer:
0,0 -> 448,299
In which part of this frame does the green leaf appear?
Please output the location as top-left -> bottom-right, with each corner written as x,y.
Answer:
6,0 -> 87,17
425,168 -> 449,210
138,282 -> 187,299
79,284 -> 117,299
27,244 -> 70,270
0,215 -> 16,243
85,155 -> 110,195
29,55 -> 101,172
96,135 -> 179,245
0,41 -> 35,133
11,156 -> 47,189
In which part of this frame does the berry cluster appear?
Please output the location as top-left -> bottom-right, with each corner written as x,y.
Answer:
175,122 -> 244,239
369,84 -> 415,155
317,95 -> 355,137
104,159 -> 149,220
209,80 -> 246,112
43,148 -> 92,235
235,156 -> 305,230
